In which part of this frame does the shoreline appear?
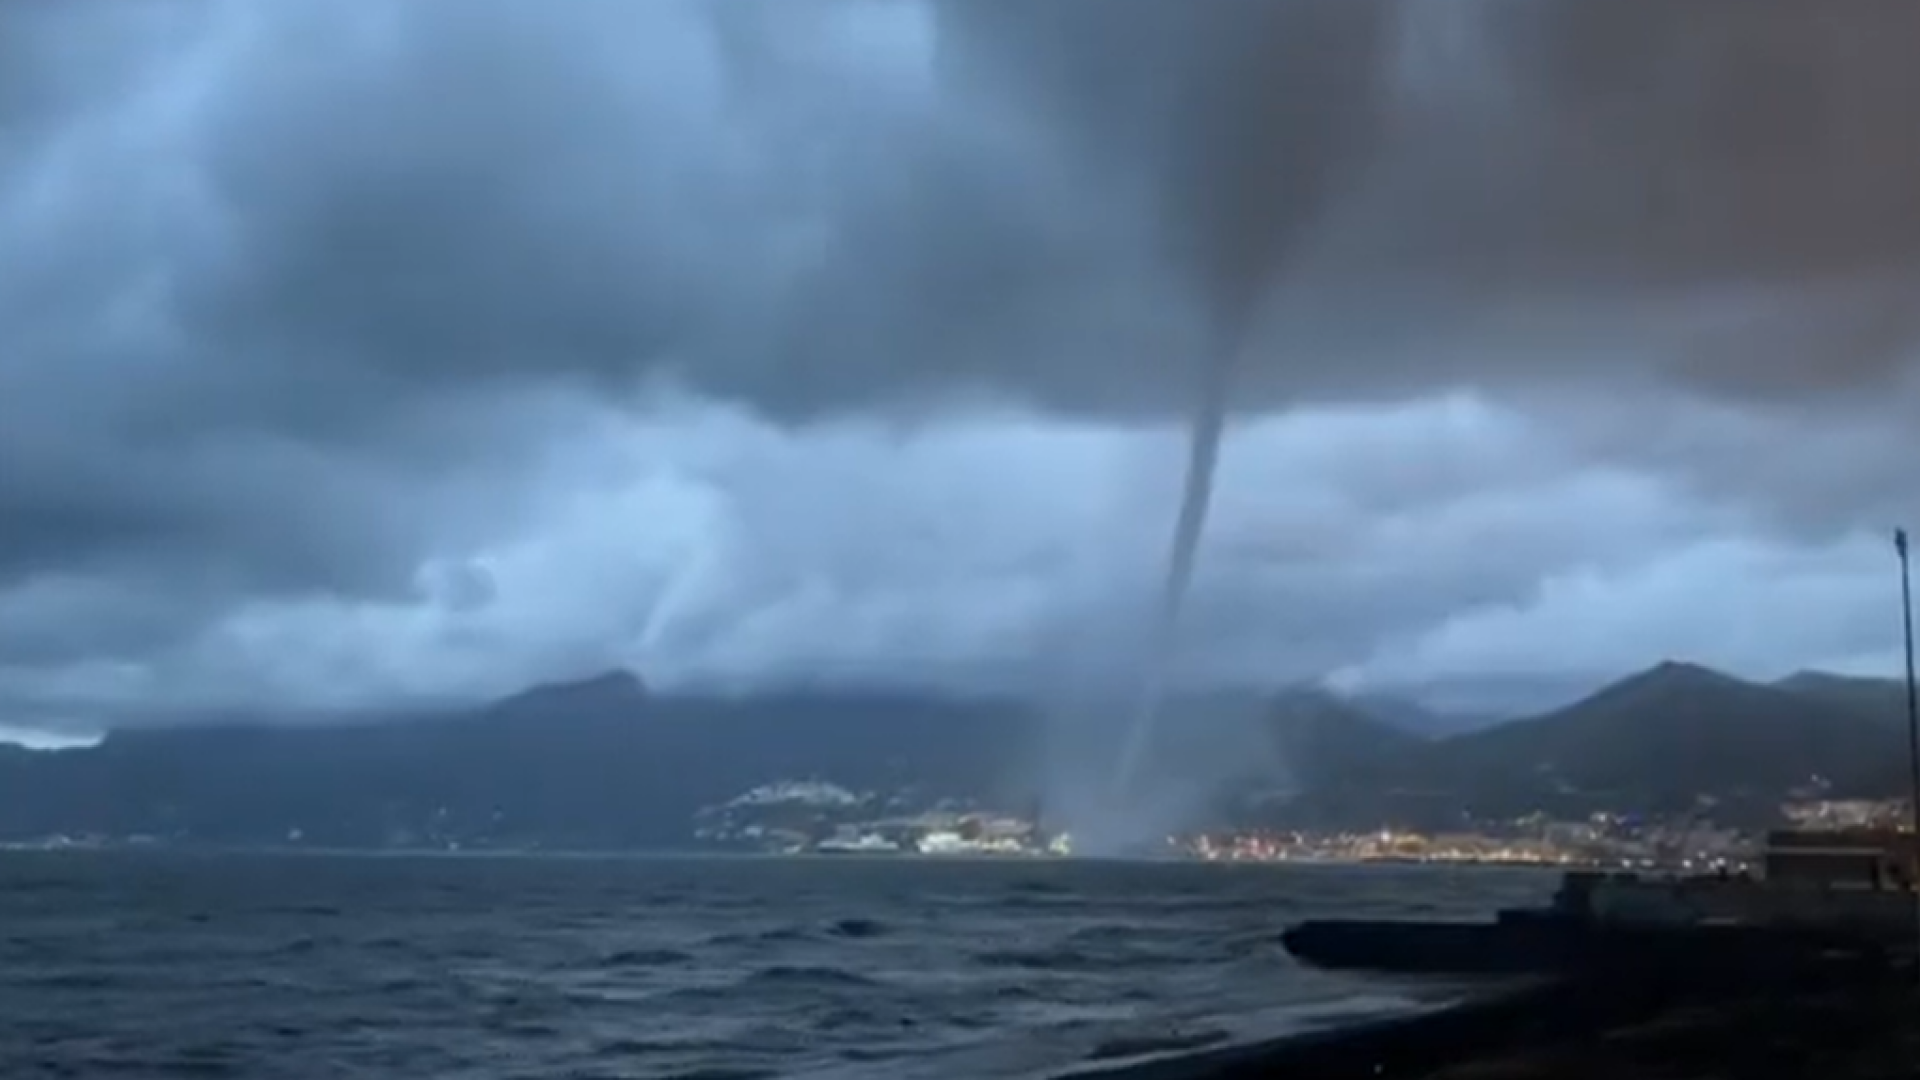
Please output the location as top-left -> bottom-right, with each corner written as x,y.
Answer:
0,844 -> 1580,866
0,837 -> 1717,874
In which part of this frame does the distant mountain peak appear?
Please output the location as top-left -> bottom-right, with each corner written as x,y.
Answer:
1545,659 -> 1757,722
1647,658 -> 1722,678
1778,670 -> 1897,690
490,669 -> 649,716
1775,669 -> 1908,728
574,669 -> 648,696
1623,659 -> 1739,693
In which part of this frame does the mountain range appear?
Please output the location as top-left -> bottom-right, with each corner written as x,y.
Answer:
1343,663 -> 1907,826
0,661 -> 1911,846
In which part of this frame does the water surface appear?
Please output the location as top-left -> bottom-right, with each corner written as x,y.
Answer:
0,852 -> 1556,1079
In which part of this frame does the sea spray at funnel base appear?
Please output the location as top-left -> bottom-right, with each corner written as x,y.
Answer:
1112,344 -> 1239,802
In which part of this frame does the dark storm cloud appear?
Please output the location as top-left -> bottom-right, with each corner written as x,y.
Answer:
0,3 -> 172,145
934,0 -> 1389,326
929,0 -> 1920,407
4,0 -> 1920,727
181,3 -> 742,395
1364,1 -> 1920,403
1453,3 -> 1920,289
0,1 -> 678,605
16,0 -> 1917,434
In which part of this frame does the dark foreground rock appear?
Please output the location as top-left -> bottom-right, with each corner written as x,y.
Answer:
1061,956 -> 1916,1080
1430,978 -> 1920,1080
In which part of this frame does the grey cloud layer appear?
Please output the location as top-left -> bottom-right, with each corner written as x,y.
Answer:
3,0 -> 1918,727
6,399 -> 1865,727
19,1 -> 1920,424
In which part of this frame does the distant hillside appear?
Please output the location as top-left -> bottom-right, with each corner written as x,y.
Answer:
1343,673 -> 1603,725
1776,670 -> 1909,728
1395,661 -> 1900,821
1265,688 -> 1422,787
1227,689 -> 1427,829
0,673 -> 1045,849
2,662 -> 1905,845
1340,692 -> 1503,738
0,674 -> 1409,848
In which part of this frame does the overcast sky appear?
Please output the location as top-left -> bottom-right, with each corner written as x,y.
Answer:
5,0 -> 1920,737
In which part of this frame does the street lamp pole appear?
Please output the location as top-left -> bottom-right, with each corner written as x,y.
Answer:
1896,528 -> 1920,970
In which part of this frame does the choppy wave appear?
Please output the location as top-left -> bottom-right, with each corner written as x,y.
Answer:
602,947 -> 697,968
0,852 -> 1552,1080
827,917 -> 890,939
705,925 -> 817,947
742,964 -> 888,990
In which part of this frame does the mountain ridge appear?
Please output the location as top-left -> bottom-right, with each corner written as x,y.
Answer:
0,660 -> 1910,844
1343,658 -> 1905,826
